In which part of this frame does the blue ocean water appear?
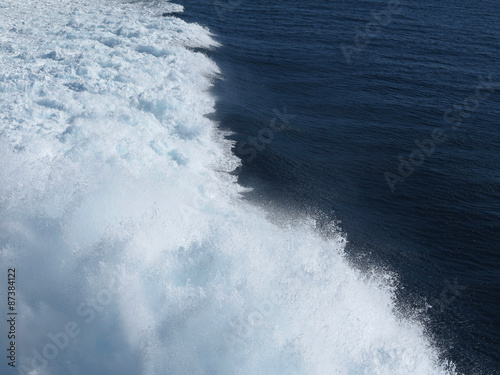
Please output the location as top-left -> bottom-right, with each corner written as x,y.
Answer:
177,0 -> 500,374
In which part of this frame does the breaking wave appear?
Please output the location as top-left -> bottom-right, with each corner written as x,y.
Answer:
0,0 -> 457,374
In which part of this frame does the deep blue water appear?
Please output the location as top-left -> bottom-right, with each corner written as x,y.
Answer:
176,0 -> 500,374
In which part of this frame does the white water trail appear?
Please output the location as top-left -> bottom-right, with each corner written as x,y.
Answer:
0,0 -> 457,374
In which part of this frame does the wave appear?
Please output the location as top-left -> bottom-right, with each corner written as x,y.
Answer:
0,0 -> 457,374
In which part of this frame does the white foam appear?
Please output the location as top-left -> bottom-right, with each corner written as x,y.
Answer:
0,0 -> 457,374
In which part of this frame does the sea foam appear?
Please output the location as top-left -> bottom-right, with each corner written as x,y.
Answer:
0,0 -> 457,374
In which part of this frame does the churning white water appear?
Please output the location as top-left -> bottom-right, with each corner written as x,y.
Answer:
0,0 -> 457,374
